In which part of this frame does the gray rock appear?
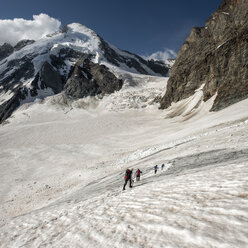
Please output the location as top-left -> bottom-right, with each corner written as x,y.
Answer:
160,0 -> 248,111
0,55 -> 35,123
99,37 -> 169,76
39,62 -> 63,94
147,59 -> 170,76
0,55 -> 35,89
65,56 -> 123,98
0,60 -> 63,123
0,43 -> 14,61
14,40 -> 35,51
0,87 -> 26,123
50,47 -> 84,83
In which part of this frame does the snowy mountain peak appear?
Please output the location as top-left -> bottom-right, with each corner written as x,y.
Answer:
0,23 -> 169,123
66,23 -> 98,37
58,23 -> 101,58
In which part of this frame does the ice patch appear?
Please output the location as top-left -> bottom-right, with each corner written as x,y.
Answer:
0,90 -> 14,103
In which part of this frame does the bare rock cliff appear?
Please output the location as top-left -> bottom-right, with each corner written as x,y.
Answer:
160,0 -> 248,111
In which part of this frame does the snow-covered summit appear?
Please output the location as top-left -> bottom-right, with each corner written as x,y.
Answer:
49,23 -> 102,63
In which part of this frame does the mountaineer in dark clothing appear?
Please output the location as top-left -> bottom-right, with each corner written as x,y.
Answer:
123,168 -> 133,190
135,168 -> 142,181
154,165 -> 158,174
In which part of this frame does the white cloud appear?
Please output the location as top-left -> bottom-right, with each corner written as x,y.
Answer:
0,13 -> 61,46
143,48 -> 177,63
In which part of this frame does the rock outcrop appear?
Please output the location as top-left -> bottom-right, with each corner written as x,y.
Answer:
14,40 -> 35,51
0,43 -> 14,61
160,0 -> 248,111
0,40 -> 35,62
0,87 -> 26,123
65,56 -> 123,98
39,62 -> 64,94
99,37 -> 169,76
0,56 -> 35,91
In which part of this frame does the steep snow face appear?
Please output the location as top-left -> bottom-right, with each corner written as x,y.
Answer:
49,23 -> 104,67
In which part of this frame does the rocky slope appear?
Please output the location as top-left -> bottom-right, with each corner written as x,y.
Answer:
160,0 -> 248,111
0,23 -> 169,123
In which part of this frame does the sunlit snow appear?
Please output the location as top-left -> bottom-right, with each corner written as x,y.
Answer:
0,73 -> 248,247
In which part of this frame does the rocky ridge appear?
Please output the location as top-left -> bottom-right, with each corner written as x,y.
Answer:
160,0 -> 248,111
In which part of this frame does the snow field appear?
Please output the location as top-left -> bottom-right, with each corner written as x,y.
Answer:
1,142 -> 247,247
0,73 -> 248,247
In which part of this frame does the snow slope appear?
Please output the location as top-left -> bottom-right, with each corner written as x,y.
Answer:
0,74 -> 248,247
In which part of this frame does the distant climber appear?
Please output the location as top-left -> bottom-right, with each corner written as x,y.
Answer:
123,168 -> 133,190
154,165 -> 158,174
161,163 -> 165,170
135,169 -> 142,181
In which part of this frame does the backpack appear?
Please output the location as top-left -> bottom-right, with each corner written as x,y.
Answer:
125,169 -> 131,179
136,169 -> 140,176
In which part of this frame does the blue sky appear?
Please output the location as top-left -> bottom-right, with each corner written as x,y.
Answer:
0,0 -> 221,57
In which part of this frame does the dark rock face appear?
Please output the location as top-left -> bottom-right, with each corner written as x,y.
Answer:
160,0 -> 248,111
99,37 -> 169,76
0,43 -> 14,61
65,56 -> 123,98
0,56 -> 35,93
0,61 -> 64,123
0,53 -> 36,123
147,59 -> 170,76
14,40 -> 35,51
50,47 -> 84,83
28,62 -> 64,97
39,62 -> 63,94
0,87 -> 26,123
